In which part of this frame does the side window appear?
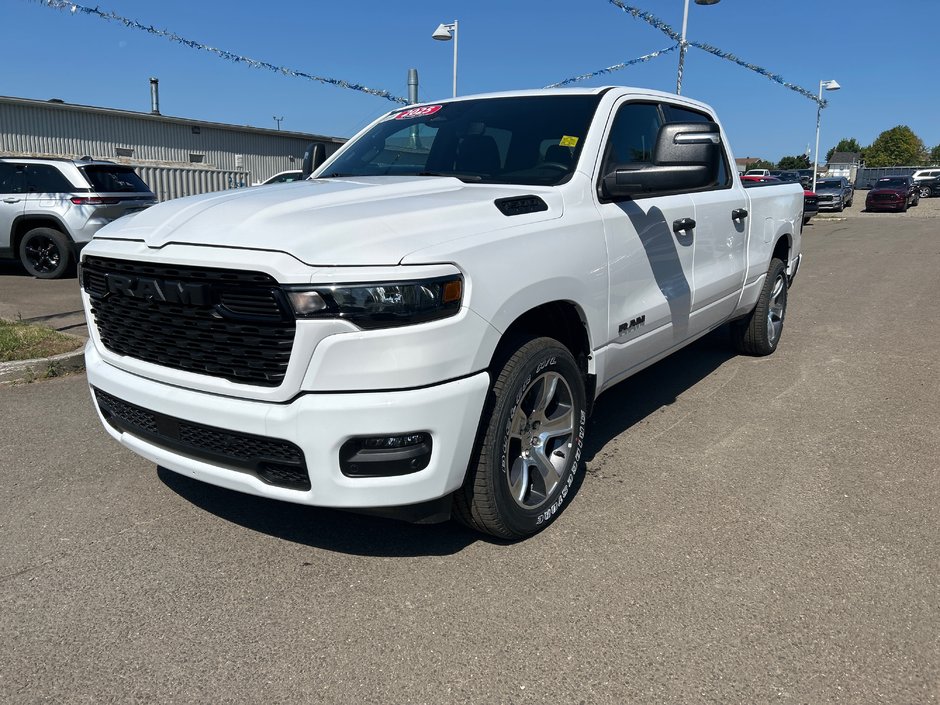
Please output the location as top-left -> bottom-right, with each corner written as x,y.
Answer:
25,165 -> 74,194
662,104 -> 731,189
601,102 -> 662,175
0,163 -> 25,194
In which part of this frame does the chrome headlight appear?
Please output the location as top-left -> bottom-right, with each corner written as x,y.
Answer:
284,276 -> 463,329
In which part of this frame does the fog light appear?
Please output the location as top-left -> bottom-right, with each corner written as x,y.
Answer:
340,433 -> 432,477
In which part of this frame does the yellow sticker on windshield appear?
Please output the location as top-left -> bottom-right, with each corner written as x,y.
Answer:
559,135 -> 579,147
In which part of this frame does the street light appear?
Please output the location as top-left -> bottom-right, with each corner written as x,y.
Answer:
432,20 -> 458,98
677,0 -> 720,95
813,79 -> 841,193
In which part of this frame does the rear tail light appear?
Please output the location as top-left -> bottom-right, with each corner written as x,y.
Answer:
70,196 -> 120,205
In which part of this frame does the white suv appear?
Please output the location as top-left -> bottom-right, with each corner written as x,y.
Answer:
0,157 -> 156,278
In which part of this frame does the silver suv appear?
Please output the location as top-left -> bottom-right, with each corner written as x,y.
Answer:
0,157 -> 156,279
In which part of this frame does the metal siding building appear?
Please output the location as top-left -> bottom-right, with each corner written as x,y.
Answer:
0,95 -> 346,200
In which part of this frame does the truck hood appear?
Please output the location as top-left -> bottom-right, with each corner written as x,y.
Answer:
97,176 -> 563,266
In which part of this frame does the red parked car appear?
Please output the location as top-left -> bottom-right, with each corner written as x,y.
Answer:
865,176 -> 919,212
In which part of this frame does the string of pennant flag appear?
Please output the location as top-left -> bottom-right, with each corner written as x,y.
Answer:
33,0 -> 410,104
603,0 -> 825,106
32,0 -> 823,108
544,45 -> 679,88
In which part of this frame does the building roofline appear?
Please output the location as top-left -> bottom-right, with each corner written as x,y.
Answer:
0,94 -> 345,144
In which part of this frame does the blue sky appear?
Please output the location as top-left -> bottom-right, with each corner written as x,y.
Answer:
5,0 -> 939,163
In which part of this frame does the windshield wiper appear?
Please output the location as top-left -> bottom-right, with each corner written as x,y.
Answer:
319,172 -> 355,178
417,171 -> 483,182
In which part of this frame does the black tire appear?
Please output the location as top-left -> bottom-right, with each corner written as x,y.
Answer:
918,185 -> 930,199
835,199 -> 844,212
19,227 -> 72,279
731,258 -> 788,356
454,337 -> 587,539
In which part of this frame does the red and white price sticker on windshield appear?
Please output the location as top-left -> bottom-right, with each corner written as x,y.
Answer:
394,105 -> 443,120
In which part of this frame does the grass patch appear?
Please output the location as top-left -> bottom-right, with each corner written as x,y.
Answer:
0,318 -> 83,362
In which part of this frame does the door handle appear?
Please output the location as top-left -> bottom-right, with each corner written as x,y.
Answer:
672,217 -> 695,233
732,208 -> 748,220
2,198 -> 21,204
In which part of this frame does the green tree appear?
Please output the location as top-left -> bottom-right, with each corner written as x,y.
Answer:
864,126 -> 926,167
825,138 -> 863,163
777,154 -> 810,169
746,159 -> 775,171
930,144 -> 940,165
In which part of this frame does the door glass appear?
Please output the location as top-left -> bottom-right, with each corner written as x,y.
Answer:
601,102 -> 662,174
25,165 -> 74,194
0,164 -> 25,194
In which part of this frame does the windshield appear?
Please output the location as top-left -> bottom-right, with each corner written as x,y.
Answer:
816,180 -> 841,188
877,178 -> 907,188
320,95 -> 603,186
81,165 -> 152,193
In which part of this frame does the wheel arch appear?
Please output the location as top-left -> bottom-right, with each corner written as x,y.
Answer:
772,233 -> 791,265
484,299 -> 597,413
12,215 -> 73,253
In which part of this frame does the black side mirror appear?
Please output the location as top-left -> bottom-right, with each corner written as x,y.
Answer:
602,122 -> 721,199
302,142 -> 328,178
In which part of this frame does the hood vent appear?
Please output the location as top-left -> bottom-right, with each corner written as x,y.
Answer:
494,195 -> 548,217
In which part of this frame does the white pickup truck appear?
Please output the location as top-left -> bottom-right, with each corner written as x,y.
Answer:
81,87 -> 803,539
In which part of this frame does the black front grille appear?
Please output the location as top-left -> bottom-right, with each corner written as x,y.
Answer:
94,388 -> 311,491
82,256 -> 295,387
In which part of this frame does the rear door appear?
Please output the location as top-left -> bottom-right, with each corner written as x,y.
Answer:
662,103 -> 747,330
0,163 -> 26,255
23,163 -> 76,214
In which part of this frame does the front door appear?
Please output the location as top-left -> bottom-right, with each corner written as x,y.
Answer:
594,100 -> 698,389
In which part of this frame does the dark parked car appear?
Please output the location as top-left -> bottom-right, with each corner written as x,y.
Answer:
865,176 -> 919,212
814,177 -> 854,211
917,176 -> 940,198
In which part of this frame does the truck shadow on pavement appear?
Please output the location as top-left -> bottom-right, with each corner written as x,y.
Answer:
157,327 -> 735,556
583,326 -> 736,462
157,467 -> 483,556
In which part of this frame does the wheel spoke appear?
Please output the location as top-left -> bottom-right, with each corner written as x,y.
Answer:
770,275 -> 785,302
530,449 -> 562,494
508,456 -> 531,503
532,372 -> 559,418
538,407 -> 573,440
508,407 -> 528,440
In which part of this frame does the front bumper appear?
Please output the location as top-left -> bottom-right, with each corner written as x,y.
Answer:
816,197 -> 843,211
865,198 -> 904,211
85,342 -> 490,508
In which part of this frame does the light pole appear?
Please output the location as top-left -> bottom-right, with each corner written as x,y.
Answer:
677,0 -> 720,95
273,116 -> 284,131
432,20 -> 459,98
812,79 -> 841,192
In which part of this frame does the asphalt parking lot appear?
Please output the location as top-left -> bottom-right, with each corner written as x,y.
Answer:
1,199 -> 938,703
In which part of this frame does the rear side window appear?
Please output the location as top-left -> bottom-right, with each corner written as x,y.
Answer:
80,166 -> 152,193
25,164 -> 74,194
